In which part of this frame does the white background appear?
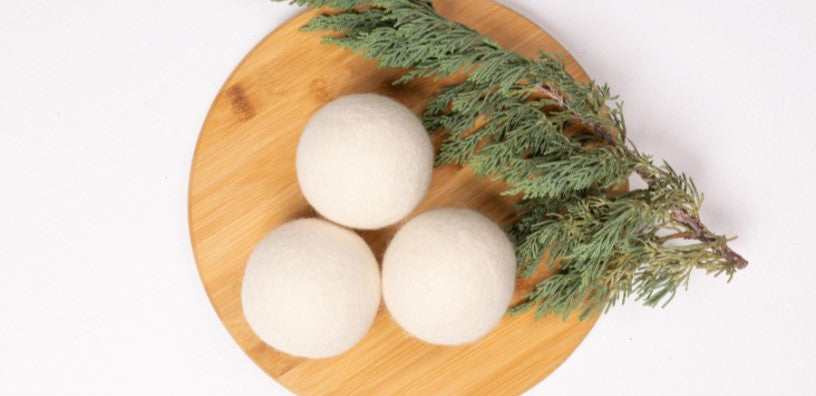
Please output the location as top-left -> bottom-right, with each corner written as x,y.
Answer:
1,0 -> 814,394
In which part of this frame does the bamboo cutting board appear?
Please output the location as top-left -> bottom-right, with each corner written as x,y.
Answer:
189,1 -> 598,394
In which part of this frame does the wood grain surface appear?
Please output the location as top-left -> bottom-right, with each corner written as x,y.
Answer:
189,1 -> 598,394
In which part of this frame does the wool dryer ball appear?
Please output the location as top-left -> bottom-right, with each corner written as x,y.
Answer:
296,93 -> 434,229
241,218 -> 380,359
382,208 -> 517,345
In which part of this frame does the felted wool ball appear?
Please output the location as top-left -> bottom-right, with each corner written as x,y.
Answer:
382,208 -> 517,345
241,218 -> 380,359
296,93 -> 434,229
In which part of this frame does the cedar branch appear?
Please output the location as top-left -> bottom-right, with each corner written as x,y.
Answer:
535,83 -> 748,270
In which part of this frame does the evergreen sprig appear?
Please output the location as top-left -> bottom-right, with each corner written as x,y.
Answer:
276,0 -> 747,320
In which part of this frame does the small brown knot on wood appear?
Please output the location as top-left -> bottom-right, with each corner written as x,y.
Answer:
226,84 -> 256,121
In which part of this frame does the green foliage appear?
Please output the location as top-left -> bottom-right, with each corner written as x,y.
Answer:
275,0 -> 745,319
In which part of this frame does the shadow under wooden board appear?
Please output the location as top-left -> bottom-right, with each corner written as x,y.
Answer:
189,0 -> 599,394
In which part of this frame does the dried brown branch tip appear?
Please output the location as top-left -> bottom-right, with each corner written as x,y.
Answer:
278,0 -> 747,320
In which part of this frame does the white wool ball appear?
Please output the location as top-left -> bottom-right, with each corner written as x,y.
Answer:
296,93 -> 434,229
241,218 -> 380,359
382,208 -> 517,345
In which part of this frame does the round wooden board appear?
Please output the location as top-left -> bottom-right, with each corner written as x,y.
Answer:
189,1 -> 598,394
